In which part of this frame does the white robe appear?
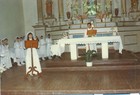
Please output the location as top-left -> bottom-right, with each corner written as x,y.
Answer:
1,45 -> 12,69
14,42 -> 21,58
46,37 -> 52,57
9,48 -> 16,62
39,39 -> 46,58
0,45 -> 6,72
0,45 -> 4,67
25,46 -> 42,75
20,41 -> 25,63
14,41 -> 23,65
0,45 -> 2,66
0,46 -> 6,73
84,28 -> 97,52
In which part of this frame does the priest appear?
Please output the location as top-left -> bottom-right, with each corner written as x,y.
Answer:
84,22 -> 97,52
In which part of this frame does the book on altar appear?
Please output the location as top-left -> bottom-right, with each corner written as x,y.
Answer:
25,40 -> 38,48
87,30 -> 97,37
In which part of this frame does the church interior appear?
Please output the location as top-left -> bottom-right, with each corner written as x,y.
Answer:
1,0 -> 140,95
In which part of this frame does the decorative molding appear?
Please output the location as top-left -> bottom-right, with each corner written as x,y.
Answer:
63,0 -> 72,20
129,11 -> 140,21
37,0 -> 44,24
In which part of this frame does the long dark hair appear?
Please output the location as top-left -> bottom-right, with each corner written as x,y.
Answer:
27,33 -> 34,40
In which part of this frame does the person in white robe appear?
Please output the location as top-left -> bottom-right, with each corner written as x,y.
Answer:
1,38 -> 12,69
34,36 -> 40,59
14,37 -> 23,66
39,36 -> 46,60
84,22 -> 97,52
19,37 -> 25,64
25,32 -> 42,75
23,36 -> 27,62
0,39 -> 6,72
0,39 -> 2,63
46,34 -> 52,59
0,39 -> 5,68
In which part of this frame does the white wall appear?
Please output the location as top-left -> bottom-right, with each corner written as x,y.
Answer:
0,0 -> 25,47
22,0 -> 38,34
119,30 -> 140,52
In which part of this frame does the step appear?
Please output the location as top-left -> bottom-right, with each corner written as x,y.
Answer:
44,59 -> 138,67
43,64 -> 140,71
42,58 -> 140,71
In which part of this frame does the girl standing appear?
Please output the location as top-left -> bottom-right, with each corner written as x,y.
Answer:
25,32 -> 42,75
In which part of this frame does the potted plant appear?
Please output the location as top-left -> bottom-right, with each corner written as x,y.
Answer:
85,50 -> 96,67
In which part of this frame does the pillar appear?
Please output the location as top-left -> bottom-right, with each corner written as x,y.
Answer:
37,0 -> 43,23
114,0 -> 118,9
58,0 -> 64,21
101,0 -> 105,13
121,0 -> 127,14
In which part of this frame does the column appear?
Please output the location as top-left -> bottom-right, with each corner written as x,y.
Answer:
58,0 -> 64,21
37,0 -> 44,23
101,0 -> 105,14
121,0 -> 127,15
70,44 -> 78,60
114,0 -> 118,9
102,43 -> 108,59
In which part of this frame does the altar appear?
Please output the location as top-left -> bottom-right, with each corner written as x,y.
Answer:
57,36 -> 123,60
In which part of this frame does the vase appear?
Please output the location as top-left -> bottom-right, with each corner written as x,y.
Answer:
115,8 -> 119,17
86,62 -> 93,67
66,11 -> 71,19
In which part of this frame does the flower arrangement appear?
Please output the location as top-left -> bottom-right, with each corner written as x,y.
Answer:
77,14 -> 87,20
71,0 -> 79,18
96,12 -> 105,22
76,14 -> 88,23
87,0 -> 98,16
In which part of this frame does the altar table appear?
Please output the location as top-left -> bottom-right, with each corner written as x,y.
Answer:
57,36 -> 123,60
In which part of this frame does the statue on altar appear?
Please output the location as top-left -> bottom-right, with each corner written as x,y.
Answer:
46,0 -> 53,18
131,0 -> 138,11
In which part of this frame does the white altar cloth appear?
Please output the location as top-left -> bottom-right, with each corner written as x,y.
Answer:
52,36 -> 123,60
51,44 -> 65,56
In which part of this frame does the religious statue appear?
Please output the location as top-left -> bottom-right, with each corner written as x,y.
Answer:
46,0 -> 53,18
131,0 -> 138,11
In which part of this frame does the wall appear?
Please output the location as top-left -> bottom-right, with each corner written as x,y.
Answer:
119,25 -> 140,52
22,0 -> 38,34
120,31 -> 140,52
0,0 -> 25,47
